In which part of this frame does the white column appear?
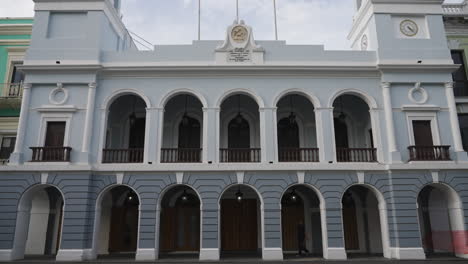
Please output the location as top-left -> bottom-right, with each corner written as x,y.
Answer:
80,82 -> 97,162
369,108 -> 385,163
445,82 -> 466,158
144,108 -> 160,164
9,83 -> 32,164
381,82 -> 401,163
154,108 -> 165,164
203,107 -> 218,163
259,107 -> 277,163
315,108 -> 335,163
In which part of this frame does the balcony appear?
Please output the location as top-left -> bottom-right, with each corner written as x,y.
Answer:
102,149 -> 144,163
337,148 -> 377,163
30,147 -> 72,162
454,81 -> 468,97
220,148 -> 261,163
408,146 -> 451,161
161,148 -> 202,163
278,148 -> 319,162
1,83 -> 23,98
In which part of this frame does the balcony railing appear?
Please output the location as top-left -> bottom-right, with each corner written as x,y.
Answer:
102,148 -> 144,163
337,148 -> 377,162
220,148 -> 261,163
443,2 -> 468,16
408,146 -> 451,161
30,147 -> 72,162
279,148 -> 319,162
1,83 -> 23,98
454,81 -> 468,97
161,148 -> 202,163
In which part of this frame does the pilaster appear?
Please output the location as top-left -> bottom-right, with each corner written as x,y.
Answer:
381,82 -> 402,163
445,82 -> 468,161
9,83 -> 32,165
154,108 -> 165,164
79,82 -> 97,163
315,107 -> 335,163
203,107 -> 219,163
259,107 -> 277,163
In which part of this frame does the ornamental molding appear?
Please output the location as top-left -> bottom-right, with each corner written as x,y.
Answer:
49,83 -> 69,105
408,82 -> 429,105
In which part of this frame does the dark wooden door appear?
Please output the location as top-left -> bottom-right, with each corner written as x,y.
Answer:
228,117 -> 250,148
221,199 -> 258,251
45,122 -> 66,147
281,205 -> 304,250
160,206 -> 200,252
413,121 -> 433,146
343,208 -> 359,250
108,206 -> 139,253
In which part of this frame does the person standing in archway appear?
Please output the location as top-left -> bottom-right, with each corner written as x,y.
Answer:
297,219 -> 309,256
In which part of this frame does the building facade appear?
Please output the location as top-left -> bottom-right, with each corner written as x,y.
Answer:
0,18 -> 32,164
1,0 -> 468,262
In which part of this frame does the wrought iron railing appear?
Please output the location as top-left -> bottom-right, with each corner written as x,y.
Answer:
408,146 -> 451,161
161,148 -> 202,163
220,148 -> 261,163
30,147 -> 72,162
1,83 -> 23,98
278,148 -> 319,162
102,148 -> 144,163
336,148 -> 377,162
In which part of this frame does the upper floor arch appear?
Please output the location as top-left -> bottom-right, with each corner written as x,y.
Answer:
216,88 -> 265,108
158,89 -> 208,109
328,88 -> 378,109
272,88 -> 322,108
102,89 -> 152,110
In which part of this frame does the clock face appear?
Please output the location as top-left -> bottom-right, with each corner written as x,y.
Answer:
231,26 -> 248,43
400,19 -> 419,37
361,34 -> 368,51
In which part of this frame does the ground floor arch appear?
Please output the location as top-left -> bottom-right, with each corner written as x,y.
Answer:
159,185 -> 201,258
12,185 -> 64,260
281,185 -> 324,258
417,183 -> 466,258
94,185 -> 140,258
219,184 -> 263,258
342,185 -> 390,258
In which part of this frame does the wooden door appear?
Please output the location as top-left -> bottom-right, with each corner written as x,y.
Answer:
45,122 -> 66,147
343,208 -> 359,250
281,205 -> 304,251
108,205 -> 139,253
221,199 -> 258,251
160,206 -> 200,252
413,121 -> 433,146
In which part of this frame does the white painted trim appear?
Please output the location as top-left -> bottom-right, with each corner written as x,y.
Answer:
390,247 -> 426,260
236,171 -> 245,184
324,247 -> 347,260
216,88 -> 265,108
272,88 -> 322,108
135,248 -> 156,261
101,89 -> 152,110
297,171 -> 305,184
56,249 -> 92,262
199,248 -> 219,261
37,113 -> 73,147
262,248 -> 283,260
176,172 -> 184,184
40,173 -> 48,184
406,112 -> 441,146
328,88 -> 378,109
158,88 -> 208,109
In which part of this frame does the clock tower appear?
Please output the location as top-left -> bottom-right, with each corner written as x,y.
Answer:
348,0 -> 452,65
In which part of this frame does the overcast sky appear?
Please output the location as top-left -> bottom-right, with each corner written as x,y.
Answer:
0,0 -> 464,50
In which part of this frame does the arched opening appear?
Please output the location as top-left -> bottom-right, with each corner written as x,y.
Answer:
161,94 -> 203,163
276,94 -> 318,162
220,185 -> 262,258
103,94 -> 147,163
417,184 -> 465,258
159,185 -> 200,259
96,186 -> 139,258
333,94 -> 376,162
281,185 -> 323,258
342,185 -> 385,258
220,94 -> 260,162
12,185 -> 64,260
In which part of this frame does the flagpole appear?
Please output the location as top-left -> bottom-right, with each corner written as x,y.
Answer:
273,0 -> 278,40
198,0 -> 201,40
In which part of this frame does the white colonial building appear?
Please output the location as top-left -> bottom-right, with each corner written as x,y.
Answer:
0,0 -> 468,262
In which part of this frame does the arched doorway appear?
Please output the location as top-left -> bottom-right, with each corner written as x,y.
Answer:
220,94 -> 260,163
13,185 -> 64,260
276,94 -> 318,162
161,94 -> 203,163
342,185 -> 386,258
103,94 -> 147,163
95,186 -> 139,258
281,185 -> 323,258
220,185 -> 262,258
332,94 -> 376,162
159,186 -> 200,258
417,184 -> 465,258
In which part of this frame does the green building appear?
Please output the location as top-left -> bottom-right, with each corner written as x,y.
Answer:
0,18 -> 32,163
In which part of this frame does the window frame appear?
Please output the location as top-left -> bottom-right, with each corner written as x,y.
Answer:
406,112 -> 441,146
37,113 -> 72,148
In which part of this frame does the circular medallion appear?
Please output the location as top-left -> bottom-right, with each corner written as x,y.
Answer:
231,26 -> 248,43
361,34 -> 368,51
408,84 -> 428,105
400,19 -> 419,37
49,86 -> 69,105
